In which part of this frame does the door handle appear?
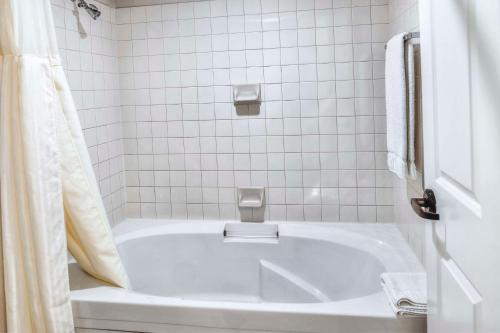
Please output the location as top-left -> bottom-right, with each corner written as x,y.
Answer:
411,189 -> 440,220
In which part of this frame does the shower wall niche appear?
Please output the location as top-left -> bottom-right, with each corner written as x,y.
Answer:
52,0 -> 395,223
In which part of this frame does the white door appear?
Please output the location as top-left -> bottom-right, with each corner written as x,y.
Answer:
419,1 -> 500,332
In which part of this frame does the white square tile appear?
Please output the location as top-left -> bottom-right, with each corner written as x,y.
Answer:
162,4 -> 178,21
211,0 -> 227,17
297,10 -> 316,29
298,28 -> 316,46
178,2 -> 194,20
194,1 -> 211,18
334,8 -> 352,26
315,9 -> 333,28
131,7 -> 147,23
227,0 -> 244,15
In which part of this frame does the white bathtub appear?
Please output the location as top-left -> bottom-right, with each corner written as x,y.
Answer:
70,220 -> 426,333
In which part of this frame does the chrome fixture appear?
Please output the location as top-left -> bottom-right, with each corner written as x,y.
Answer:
71,0 -> 101,20
411,189 -> 440,220
385,31 -> 420,50
403,31 -> 420,41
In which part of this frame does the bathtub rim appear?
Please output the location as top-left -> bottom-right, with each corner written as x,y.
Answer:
72,287 -> 426,333
70,219 -> 424,324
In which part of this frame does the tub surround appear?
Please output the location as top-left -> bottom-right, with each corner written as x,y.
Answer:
53,0 -> 397,223
117,0 -> 394,222
52,0 -> 426,271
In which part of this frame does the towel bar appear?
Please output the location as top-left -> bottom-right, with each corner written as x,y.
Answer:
385,32 -> 420,49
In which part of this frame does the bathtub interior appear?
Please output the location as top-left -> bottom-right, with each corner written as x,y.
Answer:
69,221 -> 426,333
118,225 -> 386,304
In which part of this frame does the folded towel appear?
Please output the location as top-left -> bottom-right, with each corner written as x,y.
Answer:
385,33 -> 417,179
381,272 -> 427,317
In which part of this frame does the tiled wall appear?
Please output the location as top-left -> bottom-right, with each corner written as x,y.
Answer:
116,0 -> 396,222
49,0 -> 425,261
388,0 -> 424,262
51,0 -> 127,225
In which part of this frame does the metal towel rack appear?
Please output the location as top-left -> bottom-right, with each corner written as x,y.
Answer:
403,31 -> 421,41
385,32 -> 420,49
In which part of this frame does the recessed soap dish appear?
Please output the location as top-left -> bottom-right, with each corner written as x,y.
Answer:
233,83 -> 261,105
238,186 -> 265,208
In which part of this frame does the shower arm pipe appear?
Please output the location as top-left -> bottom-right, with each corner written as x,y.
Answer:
70,0 -> 101,20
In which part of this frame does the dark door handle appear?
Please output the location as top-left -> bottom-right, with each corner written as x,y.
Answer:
411,189 -> 440,220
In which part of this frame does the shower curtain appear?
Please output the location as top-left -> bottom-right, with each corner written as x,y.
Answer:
0,0 -> 129,332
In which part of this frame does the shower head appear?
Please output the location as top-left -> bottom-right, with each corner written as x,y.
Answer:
72,0 -> 101,20
85,3 -> 101,20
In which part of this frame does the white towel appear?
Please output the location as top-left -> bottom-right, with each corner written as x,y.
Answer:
381,272 -> 427,317
385,33 -> 417,179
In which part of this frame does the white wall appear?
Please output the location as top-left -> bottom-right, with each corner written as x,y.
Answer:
116,0 -> 396,222
51,0 -> 127,225
388,0 -> 424,262
51,0 -> 428,228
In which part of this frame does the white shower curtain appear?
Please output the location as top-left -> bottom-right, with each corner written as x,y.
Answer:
0,0 -> 129,332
